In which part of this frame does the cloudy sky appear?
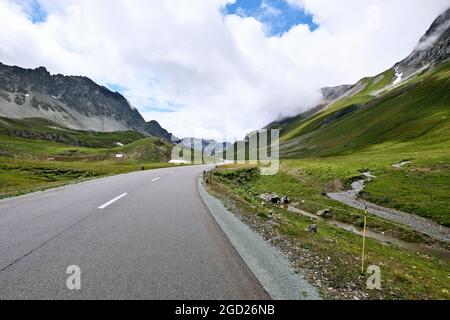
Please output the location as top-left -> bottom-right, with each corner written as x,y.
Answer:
0,0 -> 448,140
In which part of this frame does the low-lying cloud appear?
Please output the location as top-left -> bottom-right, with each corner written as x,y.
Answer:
0,0 -> 448,140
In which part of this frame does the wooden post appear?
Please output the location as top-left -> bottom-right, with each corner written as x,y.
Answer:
361,207 -> 368,274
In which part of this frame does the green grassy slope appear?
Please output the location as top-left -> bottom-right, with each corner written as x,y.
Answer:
208,166 -> 449,299
0,158 -> 173,199
0,117 -> 145,148
283,65 -> 449,157
269,62 -> 450,226
0,133 -> 173,162
0,119 -> 176,198
281,68 -> 396,142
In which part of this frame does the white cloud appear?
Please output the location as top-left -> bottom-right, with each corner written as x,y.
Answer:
0,0 -> 448,140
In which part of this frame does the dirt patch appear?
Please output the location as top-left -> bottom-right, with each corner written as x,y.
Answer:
408,163 -> 448,173
324,179 -> 343,192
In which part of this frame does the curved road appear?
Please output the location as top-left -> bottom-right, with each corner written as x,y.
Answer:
0,165 -> 269,299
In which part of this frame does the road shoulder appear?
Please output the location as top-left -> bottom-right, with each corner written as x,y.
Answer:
197,175 -> 321,300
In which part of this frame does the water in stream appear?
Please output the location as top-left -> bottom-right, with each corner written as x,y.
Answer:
326,173 -> 450,243
286,206 -> 450,260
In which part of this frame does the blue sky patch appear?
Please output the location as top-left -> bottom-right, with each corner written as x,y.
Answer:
17,0 -> 47,24
224,0 -> 317,36
107,83 -> 127,95
141,99 -> 185,113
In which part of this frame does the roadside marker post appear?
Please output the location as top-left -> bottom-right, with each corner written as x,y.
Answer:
361,207 -> 368,274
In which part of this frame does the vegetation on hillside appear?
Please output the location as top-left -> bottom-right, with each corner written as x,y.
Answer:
206,61 -> 450,299
0,117 -> 145,148
0,118 -> 176,198
208,165 -> 449,300
273,62 -> 450,225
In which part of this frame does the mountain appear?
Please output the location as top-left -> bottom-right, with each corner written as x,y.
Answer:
267,8 -> 450,139
144,120 -> 177,142
265,7 -> 450,158
396,7 -> 450,79
180,137 -> 231,155
0,63 -> 173,141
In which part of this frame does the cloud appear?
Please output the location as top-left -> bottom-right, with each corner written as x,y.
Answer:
0,0 -> 448,140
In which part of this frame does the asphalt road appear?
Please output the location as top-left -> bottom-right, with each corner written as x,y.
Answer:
0,165 -> 269,300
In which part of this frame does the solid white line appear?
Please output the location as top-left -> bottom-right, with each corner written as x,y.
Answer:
98,193 -> 128,209
151,177 -> 161,182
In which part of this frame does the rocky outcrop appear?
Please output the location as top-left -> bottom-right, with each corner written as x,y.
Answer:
144,120 -> 176,142
0,63 -> 146,132
0,63 -> 173,141
320,85 -> 354,103
394,7 -> 450,78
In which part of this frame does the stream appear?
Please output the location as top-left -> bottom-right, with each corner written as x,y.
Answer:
286,206 -> 450,260
326,172 -> 450,243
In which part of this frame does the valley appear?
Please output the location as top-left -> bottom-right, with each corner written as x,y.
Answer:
0,4 -> 448,302
202,11 -> 450,300
0,117 -> 174,199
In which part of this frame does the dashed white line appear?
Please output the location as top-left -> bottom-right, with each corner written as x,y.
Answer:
98,193 -> 128,210
152,177 -> 161,182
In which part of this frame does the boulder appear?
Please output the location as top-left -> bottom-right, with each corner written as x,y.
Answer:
317,209 -> 333,218
306,224 -> 318,233
280,196 -> 290,204
270,196 -> 281,204
260,193 -> 281,204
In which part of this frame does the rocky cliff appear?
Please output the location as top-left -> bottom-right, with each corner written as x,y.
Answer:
0,63 -> 173,141
395,7 -> 450,78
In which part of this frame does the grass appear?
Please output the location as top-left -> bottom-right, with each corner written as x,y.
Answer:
281,68 -> 396,142
0,117 -> 145,148
0,157 -> 173,199
281,63 -> 450,158
266,61 -> 450,226
0,132 -> 173,162
206,61 -> 450,299
0,118 -> 176,198
209,166 -> 450,300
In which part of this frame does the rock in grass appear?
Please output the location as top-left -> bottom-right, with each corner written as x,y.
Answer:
317,209 -> 333,218
307,224 -> 318,233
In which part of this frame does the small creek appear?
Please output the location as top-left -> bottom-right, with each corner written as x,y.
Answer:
326,172 -> 450,243
286,205 -> 450,260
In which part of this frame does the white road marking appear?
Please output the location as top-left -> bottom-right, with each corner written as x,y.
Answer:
98,193 -> 128,210
152,177 -> 161,182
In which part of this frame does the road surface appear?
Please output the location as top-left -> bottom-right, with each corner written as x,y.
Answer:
0,165 -> 269,299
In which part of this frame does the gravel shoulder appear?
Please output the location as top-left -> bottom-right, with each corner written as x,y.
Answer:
197,176 -> 322,300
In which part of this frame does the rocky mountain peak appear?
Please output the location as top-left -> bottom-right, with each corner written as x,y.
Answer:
144,120 -> 177,142
0,62 -> 173,141
395,7 -> 450,78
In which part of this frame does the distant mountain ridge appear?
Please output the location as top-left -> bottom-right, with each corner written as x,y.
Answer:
144,120 -> 177,142
0,62 -> 174,141
266,7 -> 450,135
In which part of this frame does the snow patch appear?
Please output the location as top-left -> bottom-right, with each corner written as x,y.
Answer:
393,67 -> 403,85
169,159 -> 190,165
